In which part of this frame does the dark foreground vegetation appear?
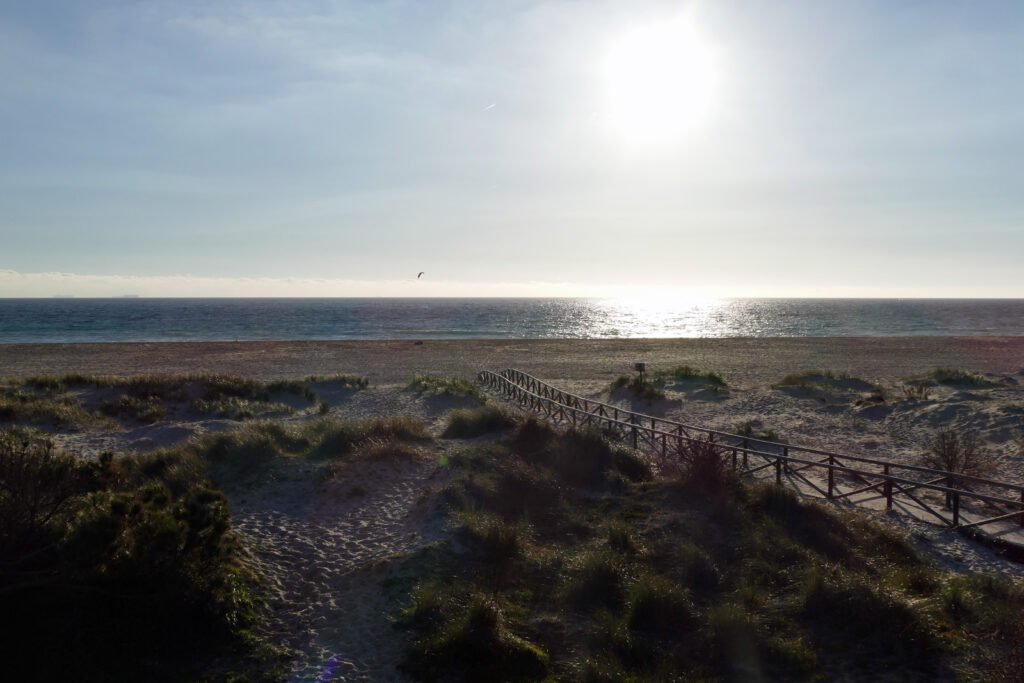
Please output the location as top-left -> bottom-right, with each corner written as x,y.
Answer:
0,428 -> 261,682
400,418 -> 1024,682
0,413 -> 428,682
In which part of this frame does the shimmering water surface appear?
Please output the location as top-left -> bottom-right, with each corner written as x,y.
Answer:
0,298 -> 1022,343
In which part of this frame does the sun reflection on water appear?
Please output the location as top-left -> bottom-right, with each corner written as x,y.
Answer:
577,293 -> 730,338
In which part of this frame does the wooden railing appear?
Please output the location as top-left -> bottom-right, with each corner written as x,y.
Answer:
477,369 -> 1024,535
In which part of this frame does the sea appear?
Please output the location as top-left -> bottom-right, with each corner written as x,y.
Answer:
0,298 -> 1022,343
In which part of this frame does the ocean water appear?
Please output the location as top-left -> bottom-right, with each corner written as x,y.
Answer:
0,298 -> 1022,343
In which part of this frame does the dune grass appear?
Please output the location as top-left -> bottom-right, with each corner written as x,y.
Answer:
4,374 -> 331,430
0,384 -> 113,428
904,367 -> 1001,389
407,375 -> 485,400
442,404 -> 516,438
396,416 -> 1024,681
305,374 -> 370,389
653,365 -> 728,387
610,375 -> 666,401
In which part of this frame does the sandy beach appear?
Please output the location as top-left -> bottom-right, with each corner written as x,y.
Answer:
3,336 -> 1024,385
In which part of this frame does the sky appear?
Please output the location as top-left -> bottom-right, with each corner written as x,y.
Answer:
1,0 -> 1023,297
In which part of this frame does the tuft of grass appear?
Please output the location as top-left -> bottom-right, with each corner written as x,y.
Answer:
305,374 -> 369,389
442,404 -> 516,438
194,416 -> 430,470
0,385 -> 111,428
565,551 -> 628,611
191,396 -> 294,420
773,369 -> 857,389
901,382 -> 931,400
627,576 -> 697,639
734,421 -> 783,443
654,365 -> 728,387
904,367 -> 1000,389
101,394 -> 166,423
407,375 -> 485,400
457,513 -> 528,562
610,375 -> 666,401
407,593 -> 549,681
801,569 -> 938,659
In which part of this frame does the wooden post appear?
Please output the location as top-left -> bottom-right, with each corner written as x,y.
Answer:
632,426 -> 638,449
883,463 -> 892,511
775,457 -> 782,484
732,448 -> 737,471
1020,490 -> 1024,528
742,439 -> 749,469
952,491 -> 960,527
827,455 -> 834,498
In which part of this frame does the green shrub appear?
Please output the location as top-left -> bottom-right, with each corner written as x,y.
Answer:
0,430 -> 260,681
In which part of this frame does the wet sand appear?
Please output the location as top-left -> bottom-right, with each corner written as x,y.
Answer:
1,337 -> 1023,386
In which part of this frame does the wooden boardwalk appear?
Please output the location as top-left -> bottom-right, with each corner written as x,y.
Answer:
478,369 -> 1024,556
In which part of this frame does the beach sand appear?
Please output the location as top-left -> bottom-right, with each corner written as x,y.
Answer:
2,336 -> 1023,385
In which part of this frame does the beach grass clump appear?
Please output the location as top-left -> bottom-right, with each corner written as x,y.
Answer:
442,404 -> 516,438
407,375 -> 485,400
773,369 -> 869,390
305,373 -> 370,389
0,385 -> 111,429
101,393 -> 166,423
403,592 -> 549,681
191,396 -> 294,420
734,421 -> 783,443
905,367 -> 1000,389
610,374 -> 666,401
0,428 -> 262,681
654,365 -> 728,387
397,414 -> 1023,681
196,416 -> 430,464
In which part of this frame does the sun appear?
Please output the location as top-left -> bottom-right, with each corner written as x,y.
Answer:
605,18 -> 716,144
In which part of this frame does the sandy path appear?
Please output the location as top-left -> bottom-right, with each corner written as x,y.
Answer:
224,446 -> 450,682
3,337 -> 1023,386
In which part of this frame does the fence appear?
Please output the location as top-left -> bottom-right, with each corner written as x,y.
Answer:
477,369 -> 1024,535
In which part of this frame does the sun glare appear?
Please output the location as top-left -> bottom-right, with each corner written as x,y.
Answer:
605,17 -> 716,144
